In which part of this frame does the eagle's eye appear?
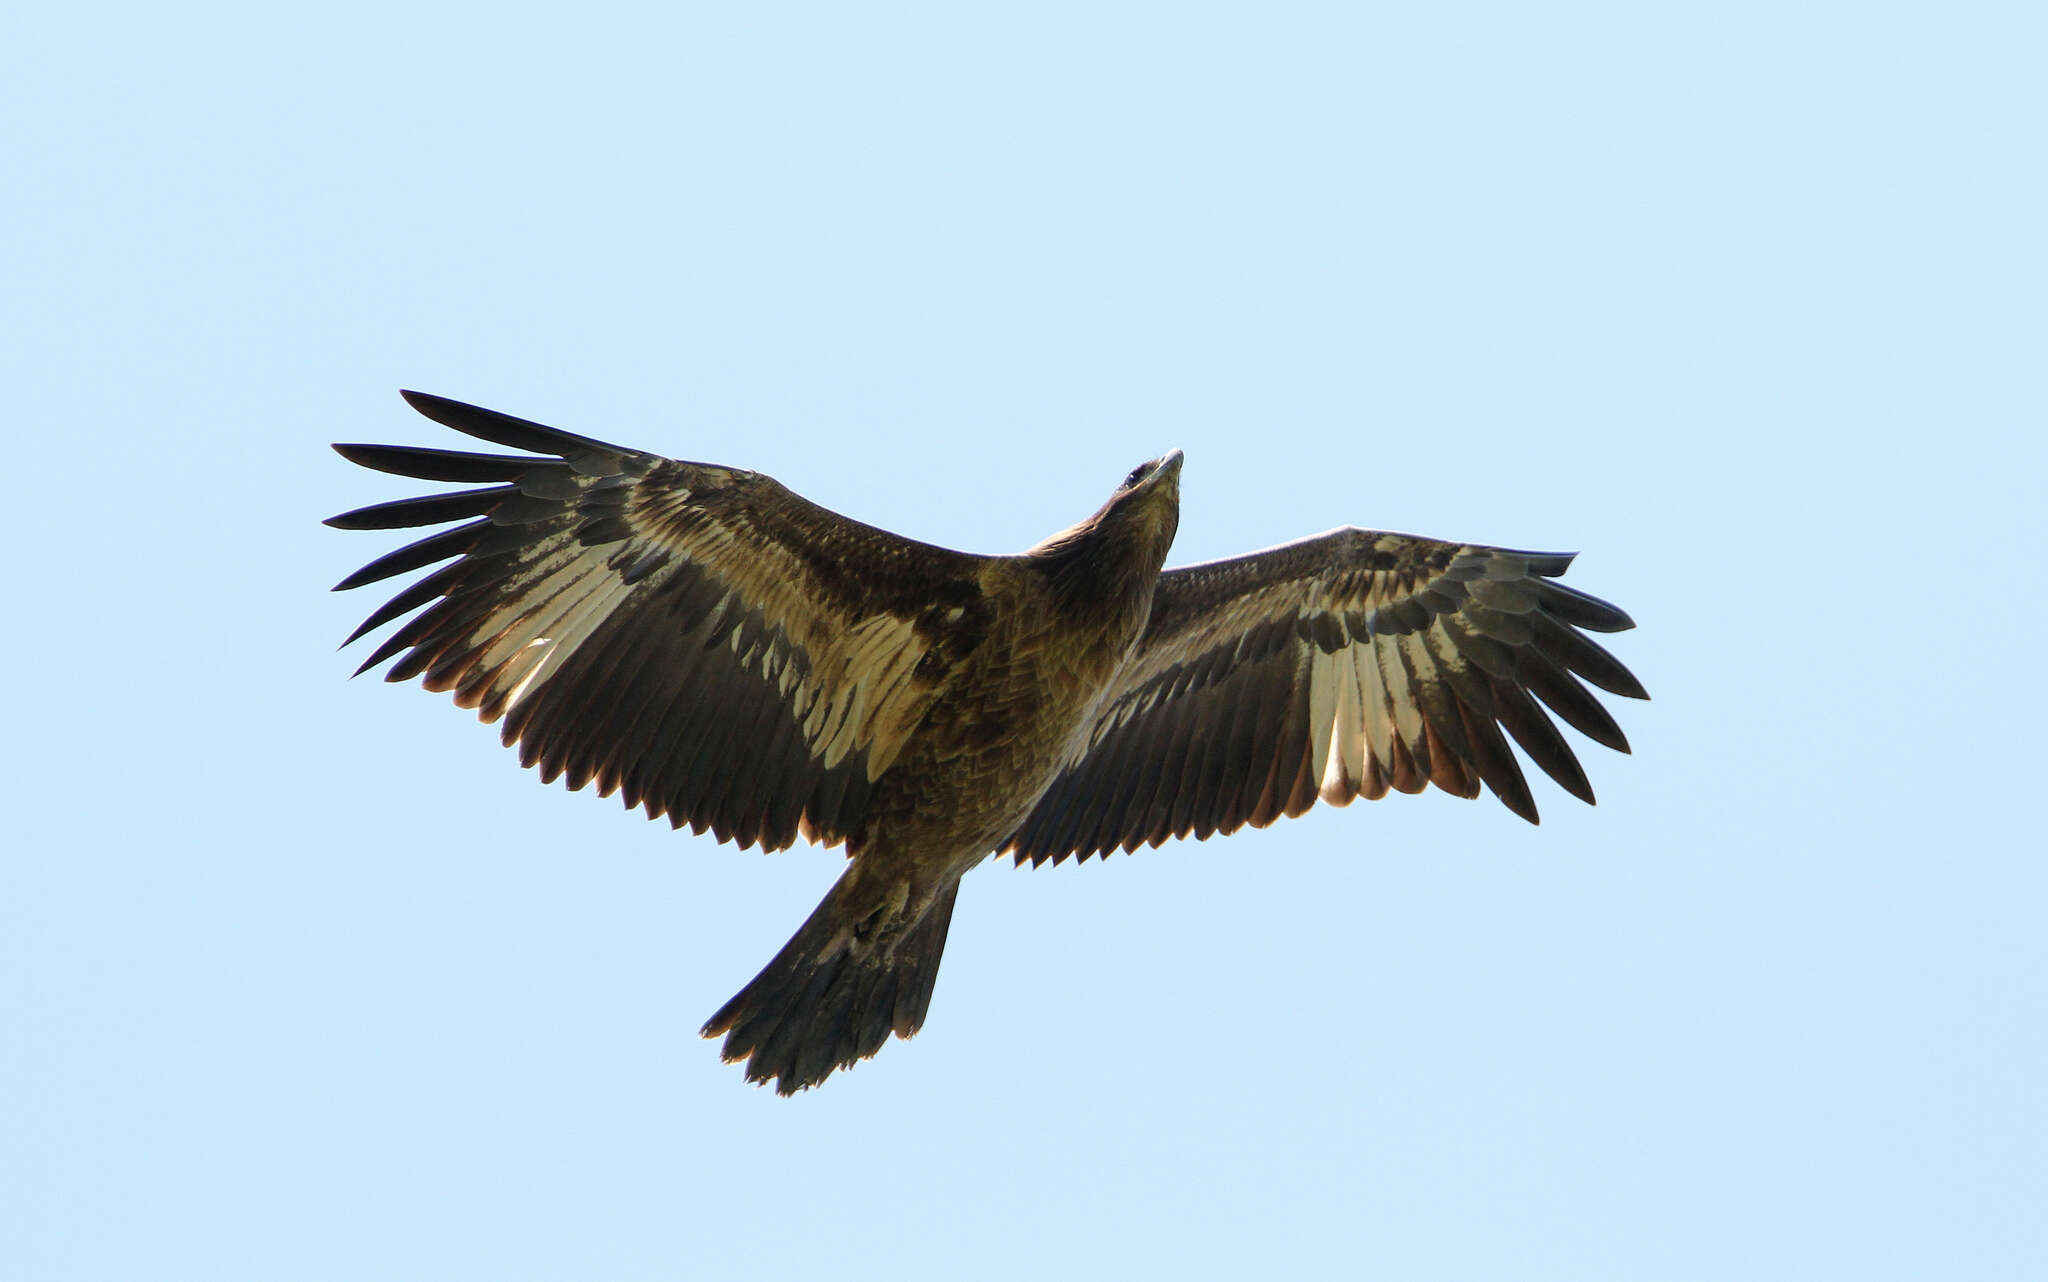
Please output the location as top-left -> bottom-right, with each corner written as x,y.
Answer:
1123,463 -> 1150,488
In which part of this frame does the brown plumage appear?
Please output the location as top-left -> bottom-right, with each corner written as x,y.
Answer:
329,391 -> 1648,1093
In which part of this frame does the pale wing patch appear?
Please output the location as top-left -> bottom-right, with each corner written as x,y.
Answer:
1357,634 -> 1399,780
471,559 -> 639,713
1317,645 -> 1365,805
805,612 -> 926,773
1306,643 -> 1339,797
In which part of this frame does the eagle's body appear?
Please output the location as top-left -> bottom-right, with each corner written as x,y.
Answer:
702,504 -> 1177,1087
331,393 -> 1646,1092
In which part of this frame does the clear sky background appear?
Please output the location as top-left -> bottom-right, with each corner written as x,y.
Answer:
8,4 -> 2043,1279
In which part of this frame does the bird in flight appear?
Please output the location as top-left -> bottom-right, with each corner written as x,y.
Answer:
330,392 -> 1647,1093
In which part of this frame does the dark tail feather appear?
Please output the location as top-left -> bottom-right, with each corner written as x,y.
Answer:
702,873 -> 960,1095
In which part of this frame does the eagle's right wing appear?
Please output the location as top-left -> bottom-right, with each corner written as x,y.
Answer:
329,392 -> 996,852
1004,528 -> 1647,864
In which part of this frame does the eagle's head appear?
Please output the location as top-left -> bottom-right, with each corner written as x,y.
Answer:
1025,449 -> 1183,608
1108,448 -> 1183,558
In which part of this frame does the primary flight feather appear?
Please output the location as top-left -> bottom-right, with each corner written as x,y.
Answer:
330,391 -> 1648,1093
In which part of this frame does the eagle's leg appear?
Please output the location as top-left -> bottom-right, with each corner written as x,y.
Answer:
701,868 -> 960,1094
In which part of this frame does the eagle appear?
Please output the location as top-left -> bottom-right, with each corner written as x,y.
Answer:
329,392 -> 1647,1094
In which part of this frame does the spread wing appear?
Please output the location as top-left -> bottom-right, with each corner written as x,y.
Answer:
1004,528 -> 1647,864
328,391 -> 994,852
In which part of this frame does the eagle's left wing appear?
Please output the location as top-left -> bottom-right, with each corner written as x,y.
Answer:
329,392 -> 996,854
1003,528 -> 1647,865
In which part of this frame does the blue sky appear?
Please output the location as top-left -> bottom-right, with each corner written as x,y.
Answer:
8,3 -> 2043,1278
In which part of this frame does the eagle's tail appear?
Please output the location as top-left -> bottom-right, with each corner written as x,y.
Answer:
701,871 -> 960,1095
